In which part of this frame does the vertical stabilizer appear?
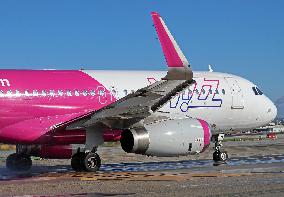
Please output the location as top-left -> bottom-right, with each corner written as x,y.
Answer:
151,12 -> 193,80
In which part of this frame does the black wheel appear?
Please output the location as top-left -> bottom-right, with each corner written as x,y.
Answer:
6,153 -> 32,171
219,151 -> 228,162
6,153 -> 17,170
213,151 -> 228,162
71,152 -> 85,171
83,152 -> 101,172
213,151 -> 220,162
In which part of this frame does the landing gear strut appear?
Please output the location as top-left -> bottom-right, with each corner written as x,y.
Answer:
72,126 -> 104,172
71,149 -> 101,172
212,134 -> 228,163
6,153 -> 32,171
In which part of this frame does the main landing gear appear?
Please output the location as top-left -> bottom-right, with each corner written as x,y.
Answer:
72,126 -> 104,172
212,134 -> 228,164
6,153 -> 32,171
71,149 -> 101,172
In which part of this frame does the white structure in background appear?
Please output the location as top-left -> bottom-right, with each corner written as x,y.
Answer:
255,124 -> 284,133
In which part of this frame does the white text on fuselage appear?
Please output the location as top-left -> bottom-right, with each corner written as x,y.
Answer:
0,79 -> 10,87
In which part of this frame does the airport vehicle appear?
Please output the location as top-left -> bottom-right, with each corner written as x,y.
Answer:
0,12 -> 277,172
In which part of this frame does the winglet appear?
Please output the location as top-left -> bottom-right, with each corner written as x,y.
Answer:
151,12 -> 193,80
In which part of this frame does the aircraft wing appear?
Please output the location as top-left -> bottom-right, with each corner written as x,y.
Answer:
66,79 -> 193,130
64,11 -> 194,130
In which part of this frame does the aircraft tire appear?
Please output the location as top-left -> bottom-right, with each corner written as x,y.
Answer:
82,152 -> 101,172
71,152 -> 85,171
219,151 -> 228,161
213,151 -> 228,162
213,151 -> 220,162
6,153 -> 32,171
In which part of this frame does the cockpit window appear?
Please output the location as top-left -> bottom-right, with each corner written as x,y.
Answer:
256,87 -> 263,95
252,87 -> 263,95
252,87 -> 258,95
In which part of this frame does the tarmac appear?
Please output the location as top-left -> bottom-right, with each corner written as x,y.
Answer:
0,134 -> 283,197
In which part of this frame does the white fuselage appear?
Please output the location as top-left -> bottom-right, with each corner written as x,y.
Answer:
82,70 -> 277,134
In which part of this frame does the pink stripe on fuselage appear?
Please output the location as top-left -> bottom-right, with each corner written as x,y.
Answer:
0,70 -> 115,129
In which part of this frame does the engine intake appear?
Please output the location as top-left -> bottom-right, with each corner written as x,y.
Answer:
121,127 -> 149,154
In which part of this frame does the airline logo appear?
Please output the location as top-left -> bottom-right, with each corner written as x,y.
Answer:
170,78 -> 223,112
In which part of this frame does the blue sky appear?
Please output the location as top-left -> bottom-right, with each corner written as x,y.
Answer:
0,1 -> 283,101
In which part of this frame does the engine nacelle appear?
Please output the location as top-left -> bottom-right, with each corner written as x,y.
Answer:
120,117 -> 211,157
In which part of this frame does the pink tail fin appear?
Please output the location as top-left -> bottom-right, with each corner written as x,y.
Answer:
151,12 -> 193,80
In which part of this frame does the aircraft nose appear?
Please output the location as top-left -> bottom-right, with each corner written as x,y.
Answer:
267,99 -> 277,121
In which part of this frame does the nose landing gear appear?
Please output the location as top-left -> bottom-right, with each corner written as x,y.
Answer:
212,134 -> 228,164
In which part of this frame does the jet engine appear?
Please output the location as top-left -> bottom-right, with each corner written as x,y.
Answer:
120,117 -> 211,157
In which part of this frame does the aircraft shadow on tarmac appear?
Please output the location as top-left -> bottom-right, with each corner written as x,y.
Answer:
0,154 -> 283,181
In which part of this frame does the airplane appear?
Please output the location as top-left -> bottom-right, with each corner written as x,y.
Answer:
0,12 -> 277,172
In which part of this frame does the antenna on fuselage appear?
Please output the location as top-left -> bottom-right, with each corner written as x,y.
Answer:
209,65 -> 214,72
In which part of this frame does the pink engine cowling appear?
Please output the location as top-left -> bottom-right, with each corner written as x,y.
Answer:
198,119 -> 211,152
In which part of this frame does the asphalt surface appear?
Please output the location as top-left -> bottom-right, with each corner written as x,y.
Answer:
0,135 -> 283,197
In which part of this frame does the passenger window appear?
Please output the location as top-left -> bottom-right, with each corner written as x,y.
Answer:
99,90 -> 105,96
25,90 -> 30,96
222,89 -> 225,95
15,90 -> 20,96
33,90 -> 39,96
74,90 -> 80,96
90,90 -> 96,96
201,89 -> 205,94
82,90 -> 88,96
7,90 -> 12,96
58,90 -> 64,96
123,89 -> 128,96
188,89 -> 192,94
195,89 -> 199,94
66,90 -> 72,96
209,89 -> 212,94
215,89 -> 219,94
49,90 -> 55,96
42,90 -> 47,96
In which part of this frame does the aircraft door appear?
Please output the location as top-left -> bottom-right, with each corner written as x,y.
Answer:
225,77 -> 244,109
